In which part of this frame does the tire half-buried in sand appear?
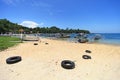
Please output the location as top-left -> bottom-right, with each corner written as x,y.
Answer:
6,56 -> 22,64
82,55 -> 91,59
61,60 -> 75,69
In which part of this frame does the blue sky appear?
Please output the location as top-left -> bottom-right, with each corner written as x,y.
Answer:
0,0 -> 120,33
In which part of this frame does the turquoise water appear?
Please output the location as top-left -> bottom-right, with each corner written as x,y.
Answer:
39,33 -> 120,45
68,33 -> 120,45
86,33 -> 120,45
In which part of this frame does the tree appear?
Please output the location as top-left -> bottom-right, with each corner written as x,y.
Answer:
49,26 -> 60,33
0,18 -> 90,34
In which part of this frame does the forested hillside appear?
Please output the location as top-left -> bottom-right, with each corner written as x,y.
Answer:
0,19 -> 90,34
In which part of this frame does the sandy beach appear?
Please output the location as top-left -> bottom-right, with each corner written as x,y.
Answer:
0,38 -> 120,80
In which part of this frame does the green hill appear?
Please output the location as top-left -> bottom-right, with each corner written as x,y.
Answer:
0,19 -> 90,34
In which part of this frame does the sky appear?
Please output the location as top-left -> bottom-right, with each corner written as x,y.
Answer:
0,0 -> 120,33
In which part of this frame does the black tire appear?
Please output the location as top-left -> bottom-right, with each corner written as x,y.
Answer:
6,56 -> 22,64
34,43 -> 38,45
45,43 -> 48,45
61,60 -> 75,69
82,55 -> 91,59
85,50 -> 91,53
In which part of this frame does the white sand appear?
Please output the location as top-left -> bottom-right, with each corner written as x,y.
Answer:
0,38 -> 120,80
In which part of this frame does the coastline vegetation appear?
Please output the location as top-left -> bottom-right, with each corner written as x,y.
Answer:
0,36 -> 21,51
0,18 -> 91,51
0,19 -> 90,34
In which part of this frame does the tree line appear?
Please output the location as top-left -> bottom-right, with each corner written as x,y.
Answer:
0,19 -> 90,34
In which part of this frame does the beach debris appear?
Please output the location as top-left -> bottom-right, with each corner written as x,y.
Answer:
85,50 -> 92,53
82,55 -> 91,59
61,60 -> 75,69
6,56 -> 22,64
45,42 -> 48,45
34,43 -> 38,45
55,61 -> 58,65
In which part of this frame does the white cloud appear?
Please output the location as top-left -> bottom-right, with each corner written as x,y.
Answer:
20,21 -> 40,28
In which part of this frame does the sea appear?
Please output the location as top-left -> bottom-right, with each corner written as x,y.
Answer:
69,33 -> 120,45
89,33 -> 120,45
39,33 -> 120,46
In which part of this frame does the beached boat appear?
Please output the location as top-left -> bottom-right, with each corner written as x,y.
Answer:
59,33 -> 70,38
94,34 -> 102,40
22,35 -> 39,41
78,38 -> 88,43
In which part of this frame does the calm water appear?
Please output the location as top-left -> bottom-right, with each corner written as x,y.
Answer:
86,33 -> 120,45
39,33 -> 120,45
68,33 -> 120,45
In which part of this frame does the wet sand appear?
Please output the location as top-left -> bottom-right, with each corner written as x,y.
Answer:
0,38 -> 120,80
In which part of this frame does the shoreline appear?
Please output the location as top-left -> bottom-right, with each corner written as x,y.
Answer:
0,38 -> 120,80
44,37 -> 120,47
